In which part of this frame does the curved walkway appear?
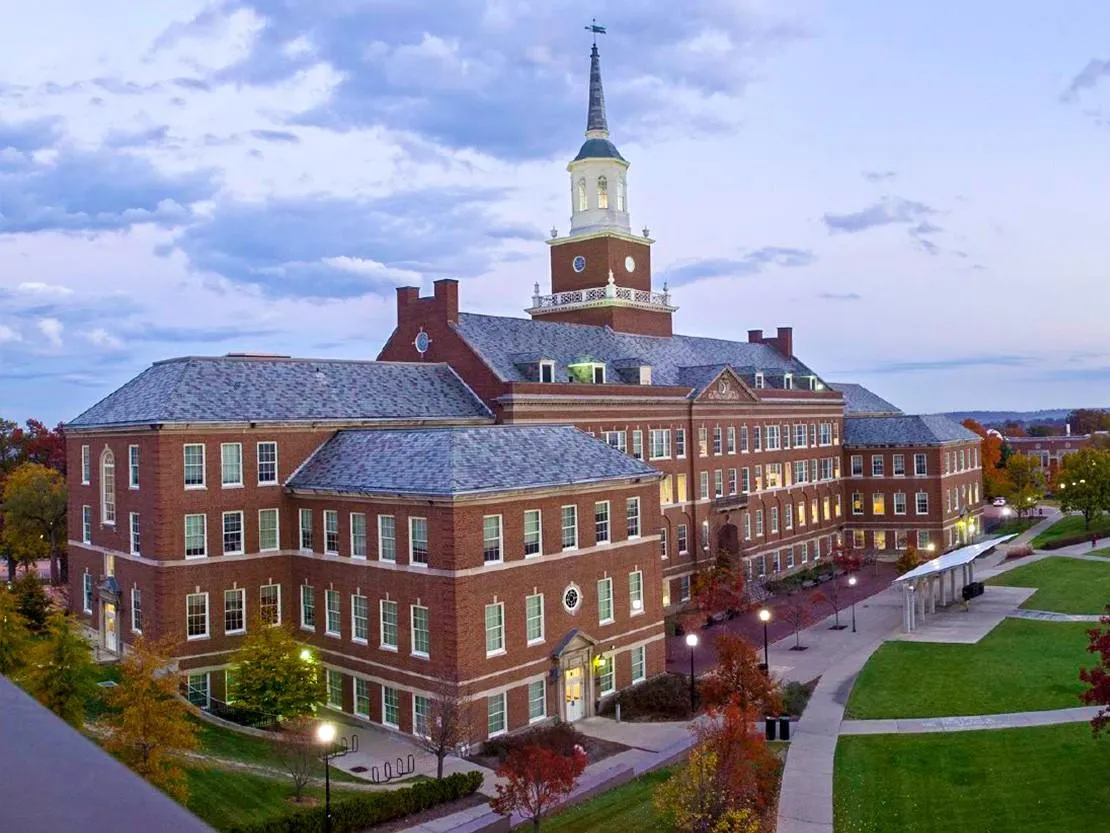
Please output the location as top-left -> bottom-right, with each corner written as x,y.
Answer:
1009,609 -> 1104,622
840,705 -> 1103,736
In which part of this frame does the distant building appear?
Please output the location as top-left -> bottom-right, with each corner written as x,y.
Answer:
1005,428 -> 1107,480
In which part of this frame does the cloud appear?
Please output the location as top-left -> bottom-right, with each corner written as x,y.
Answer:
823,196 -> 935,233
862,170 -> 895,182
37,318 -> 64,348
0,325 -> 21,343
817,291 -> 861,301
1060,58 -> 1110,103
125,324 -> 282,344
663,246 -> 815,287
171,186 -> 522,299
103,125 -> 172,149
867,355 -> 1032,374
0,148 -> 219,234
82,328 -> 124,349
16,282 -> 73,295
249,129 -> 300,143
0,116 -> 62,152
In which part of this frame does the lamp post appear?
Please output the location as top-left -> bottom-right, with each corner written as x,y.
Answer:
316,722 -> 337,833
685,632 -> 698,712
848,575 -> 858,633
758,608 -> 771,672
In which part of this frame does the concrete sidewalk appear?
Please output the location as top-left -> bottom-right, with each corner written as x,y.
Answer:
841,705 -> 1104,735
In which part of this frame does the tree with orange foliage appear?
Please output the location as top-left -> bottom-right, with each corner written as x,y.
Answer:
963,419 -> 1007,498
1079,608 -> 1110,737
688,564 -> 746,630
699,633 -> 781,714
489,745 -> 588,831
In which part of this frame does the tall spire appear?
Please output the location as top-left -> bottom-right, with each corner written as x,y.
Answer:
586,42 -> 608,137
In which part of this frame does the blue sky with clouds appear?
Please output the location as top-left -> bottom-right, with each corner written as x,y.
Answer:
3,0 -> 1110,425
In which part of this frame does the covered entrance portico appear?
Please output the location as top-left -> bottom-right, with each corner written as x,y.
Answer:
551,628 -> 599,723
96,576 -> 122,656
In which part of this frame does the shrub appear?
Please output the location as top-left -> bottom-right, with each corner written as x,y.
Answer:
483,721 -> 587,763
780,679 -> 817,717
1040,532 -> 1104,550
225,771 -> 483,833
1006,544 -> 1034,559
598,673 -> 691,721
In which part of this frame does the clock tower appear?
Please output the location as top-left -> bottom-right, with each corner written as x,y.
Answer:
527,39 -> 676,336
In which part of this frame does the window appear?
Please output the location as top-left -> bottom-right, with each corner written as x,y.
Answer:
257,442 -> 278,485
893,454 -> 905,476
740,425 -> 750,452
351,594 -> 368,643
131,587 -> 142,633
185,514 -> 207,558
699,471 -> 709,500
727,426 -> 737,454
679,575 -> 691,601
325,510 -> 340,555
380,600 -> 398,650
301,585 -> 315,629
770,506 -> 779,533
678,523 -> 689,554
576,178 -> 587,211
894,493 -> 907,515
382,686 -> 400,727
561,505 -> 578,550
222,511 -> 244,555
755,510 -> 764,537
526,594 -> 544,644
409,517 -> 428,565
539,361 -> 555,383
325,589 -> 341,637
660,527 -> 668,558
765,425 -> 780,451
872,494 -> 886,515
820,423 -> 833,445
599,655 -> 615,695
785,503 -> 793,530
794,424 -> 807,448
598,578 -> 613,624
713,426 -> 723,455
187,592 -> 209,639
797,502 -> 806,527
524,509 -> 542,557
488,692 -> 506,736
187,673 -> 210,708
327,669 -> 343,709
482,515 -> 502,562
354,678 -> 370,718
220,443 -> 243,487
714,470 -> 724,497
743,513 -> 751,541
128,445 -> 140,489
351,513 -> 367,559
81,445 -> 91,484
413,694 -> 430,737
411,605 -> 430,656
597,175 -> 609,209
603,430 -> 626,452
874,530 -> 887,550
698,427 -> 708,456
916,492 -> 929,514
617,176 -> 627,211
851,492 -> 863,515
100,448 -> 116,524
676,429 -> 686,457
918,530 -> 931,549
631,645 -> 646,683
851,455 -> 863,477
183,443 -> 205,489
378,515 -> 396,561
299,509 -> 314,551
82,573 -> 93,613
754,426 -> 762,451
81,506 -> 92,544
754,372 -> 765,389
592,365 -> 605,384
224,588 -> 246,634
631,430 -> 643,459
259,509 -> 279,551
255,583 -> 278,625
914,453 -> 928,476
528,680 -> 546,722
485,602 -> 505,655
727,468 -> 737,495
741,468 -> 751,494
626,497 -> 641,538
649,429 -> 671,460
871,455 -> 884,477
594,501 -> 610,544
629,570 -> 644,614
676,473 -> 687,503
129,512 -> 141,555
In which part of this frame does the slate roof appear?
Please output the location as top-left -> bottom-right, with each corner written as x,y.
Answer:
828,382 -> 904,416
453,313 -> 822,391
288,425 -> 659,497
574,137 -> 626,162
844,414 -> 980,447
67,357 -> 492,429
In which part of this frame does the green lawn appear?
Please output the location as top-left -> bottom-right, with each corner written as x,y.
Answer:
540,767 -> 674,832
1030,513 -> 1110,548
192,718 -> 364,783
990,517 -> 1037,537
986,557 -> 1110,614
844,619 -> 1092,719
834,723 -> 1110,833
1090,547 -> 1110,559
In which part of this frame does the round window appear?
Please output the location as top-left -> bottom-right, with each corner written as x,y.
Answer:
563,584 -> 582,613
572,255 -> 586,273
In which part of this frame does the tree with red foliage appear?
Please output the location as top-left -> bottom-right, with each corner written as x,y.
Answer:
1079,608 -> 1110,737
698,633 -> 781,713
696,703 -> 781,819
0,419 -> 66,581
687,564 -> 746,630
963,419 -> 1007,498
489,745 -> 588,831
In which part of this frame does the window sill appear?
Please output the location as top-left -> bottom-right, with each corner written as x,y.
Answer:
185,553 -> 208,560
526,639 -> 544,648
599,618 -> 615,627
224,550 -> 245,557
301,625 -> 316,632
523,552 -> 542,560
257,482 -> 279,488
562,546 -> 578,553
380,558 -> 398,564
352,638 -> 368,646
411,652 -> 430,660
186,635 -> 210,642
630,609 -> 644,617
488,729 -> 507,739
529,715 -> 547,725
410,560 -> 429,568
324,550 -> 340,557
483,559 -> 503,566
184,485 -> 206,491
226,629 -> 246,637
325,631 -> 341,639
260,547 -> 280,554
379,644 -> 398,653
221,483 -> 245,490
486,649 -> 506,659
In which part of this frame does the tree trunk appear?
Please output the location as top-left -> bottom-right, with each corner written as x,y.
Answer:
5,555 -> 14,583
48,530 -> 59,585
437,751 -> 445,780
533,816 -> 541,832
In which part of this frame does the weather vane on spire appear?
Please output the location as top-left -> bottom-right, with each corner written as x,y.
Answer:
585,18 -> 606,45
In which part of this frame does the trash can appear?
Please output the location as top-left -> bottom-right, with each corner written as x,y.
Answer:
764,716 -> 777,741
778,715 -> 791,741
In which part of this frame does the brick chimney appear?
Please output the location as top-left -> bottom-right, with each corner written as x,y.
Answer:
773,326 -> 793,359
433,279 -> 459,323
747,329 -> 763,344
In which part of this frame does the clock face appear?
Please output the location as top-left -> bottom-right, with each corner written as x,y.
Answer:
563,584 -> 581,613
572,255 -> 586,273
625,256 -> 636,273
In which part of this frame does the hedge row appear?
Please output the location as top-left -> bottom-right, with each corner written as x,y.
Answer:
1040,531 -> 1104,550
225,771 -> 484,833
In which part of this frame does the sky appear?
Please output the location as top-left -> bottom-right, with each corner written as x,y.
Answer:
3,0 -> 1110,425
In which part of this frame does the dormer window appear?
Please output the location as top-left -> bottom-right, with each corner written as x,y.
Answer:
539,361 -> 555,383
784,373 -> 794,390
577,179 -> 587,211
597,176 -> 608,210
810,376 -> 822,391
617,178 -> 626,212
568,361 -> 606,384
754,372 -> 765,389
593,365 -> 605,384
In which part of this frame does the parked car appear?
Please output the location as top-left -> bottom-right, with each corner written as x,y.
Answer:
992,497 -> 1006,507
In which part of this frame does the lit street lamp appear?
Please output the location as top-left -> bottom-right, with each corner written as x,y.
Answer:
685,632 -> 698,713
758,608 -> 771,673
848,575 -> 858,633
316,722 -> 337,833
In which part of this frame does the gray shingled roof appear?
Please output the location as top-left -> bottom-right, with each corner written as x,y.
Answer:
288,425 -> 659,497
844,414 -> 980,447
454,313 -> 821,390
828,382 -> 904,416
68,357 -> 492,428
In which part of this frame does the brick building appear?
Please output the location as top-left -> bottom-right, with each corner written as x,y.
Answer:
1005,430 -> 1108,482
64,42 -> 981,742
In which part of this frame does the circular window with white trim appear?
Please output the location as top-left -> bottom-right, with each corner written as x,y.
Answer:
563,583 -> 582,613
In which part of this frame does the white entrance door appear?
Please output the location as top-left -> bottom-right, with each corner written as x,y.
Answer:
564,666 -> 584,722
103,602 -> 118,653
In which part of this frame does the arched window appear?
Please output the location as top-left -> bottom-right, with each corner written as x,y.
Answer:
101,448 -> 116,525
576,179 -> 587,212
597,176 -> 609,210
617,177 -> 627,212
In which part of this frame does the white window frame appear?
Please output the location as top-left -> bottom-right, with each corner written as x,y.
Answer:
649,428 -> 671,460
528,679 -> 546,723
260,583 -> 281,626
594,501 -> 610,545
411,604 -> 430,657
186,592 -> 210,641
351,594 -> 369,644
871,454 -> 884,477
378,515 -> 396,562
325,589 -> 341,637
413,694 -> 430,738
485,602 -> 505,657
631,645 -> 646,684
914,453 -> 928,476
324,510 -> 340,555
525,593 -> 544,645
220,442 -> 243,488
676,428 -> 686,458
523,509 -> 542,558
626,496 -> 641,539
916,492 -> 930,515
130,586 -> 142,634
893,454 -> 906,477
409,516 -> 429,566
81,505 -> 92,544
183,443 -> 206,489
129,512 -> 141,555
894,492 -> 907,515
100,448 -> 116,525
629,570 -> 644,615
487,692 -> 507,737
561,505 -> 578,551
128,444 -> 140,489
379,599 -> 399,651
82,572 -> 93,614
222,510 -> 244,556
382,685 -> 400,728
300,584 -> 315,630
81,445 -> 91,485
258,508 -> 280,552
354,678 -> 371,719
326,669 -> 343,709
184,513 -> 207,559
482,514 -> 503,563
350,512 -> 367,560
257,441 -> 278,486
224,587 -> 246,635
597,577 -> 614,625
299,508 -> 313,552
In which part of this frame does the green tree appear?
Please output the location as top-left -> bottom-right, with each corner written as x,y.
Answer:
1057,448 -> 1110,529
11,572 -> 51,633
1003,454 -> 1045,516
25,612 -> 98,727
227,620 -> 323,719
104,636 -> 199,802
1,462 -> 68,583
0,583 -> 30,675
